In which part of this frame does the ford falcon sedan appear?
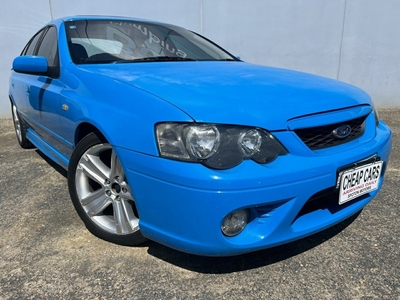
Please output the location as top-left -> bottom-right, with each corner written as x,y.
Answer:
9,16 -> 392,256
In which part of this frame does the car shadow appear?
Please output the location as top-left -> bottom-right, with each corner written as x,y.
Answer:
36,150 -> 68,178
146,211 -> 360,273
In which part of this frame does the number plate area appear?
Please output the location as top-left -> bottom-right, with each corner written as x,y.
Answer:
338,161 -> 383,205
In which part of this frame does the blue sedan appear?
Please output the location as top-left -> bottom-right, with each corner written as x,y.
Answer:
9,16 -> 392,256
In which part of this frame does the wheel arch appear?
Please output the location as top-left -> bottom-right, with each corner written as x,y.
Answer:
74,122 -> 106,146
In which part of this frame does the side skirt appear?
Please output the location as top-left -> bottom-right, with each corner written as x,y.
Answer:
26,128 -> 70,170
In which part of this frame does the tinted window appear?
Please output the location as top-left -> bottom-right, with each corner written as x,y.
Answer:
36,26 -> 60,78
22,29 -> 46,56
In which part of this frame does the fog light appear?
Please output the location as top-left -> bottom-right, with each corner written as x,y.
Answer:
221,209 -> 248,237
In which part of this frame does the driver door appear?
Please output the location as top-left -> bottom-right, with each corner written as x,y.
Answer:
21,26 -> 64,149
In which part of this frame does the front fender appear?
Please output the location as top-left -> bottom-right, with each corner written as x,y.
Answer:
60,64 -> 193,155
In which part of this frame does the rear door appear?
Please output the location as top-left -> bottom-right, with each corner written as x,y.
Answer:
11,28 -> 46,119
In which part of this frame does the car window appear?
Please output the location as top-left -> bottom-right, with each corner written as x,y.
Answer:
21,28 -> 46,56
65,20 -> 236,64
36,26 -> 60,78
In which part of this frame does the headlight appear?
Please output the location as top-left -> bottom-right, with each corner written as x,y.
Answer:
373,106 -> 380,127
156,123 -> 287,169
185,125 -> 220,159
238,129 -> 262,156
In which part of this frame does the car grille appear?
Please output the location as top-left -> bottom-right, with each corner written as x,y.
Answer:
294,115 -> 368,150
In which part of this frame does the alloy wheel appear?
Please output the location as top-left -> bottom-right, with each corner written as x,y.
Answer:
74,143 -> 139,235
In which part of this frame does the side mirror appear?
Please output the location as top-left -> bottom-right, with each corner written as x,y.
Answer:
12,56 -> 48,75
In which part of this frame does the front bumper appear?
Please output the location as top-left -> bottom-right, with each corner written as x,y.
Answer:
116,121 -> 392,256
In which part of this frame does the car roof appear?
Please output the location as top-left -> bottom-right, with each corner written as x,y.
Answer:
51,15 -> 178,28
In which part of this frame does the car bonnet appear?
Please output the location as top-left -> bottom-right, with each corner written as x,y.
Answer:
80,61 -> 372,131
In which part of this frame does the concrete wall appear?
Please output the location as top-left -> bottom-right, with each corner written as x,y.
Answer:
1,0 -> 399,118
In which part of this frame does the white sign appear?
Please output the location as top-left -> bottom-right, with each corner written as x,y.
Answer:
338,161 -> 383,205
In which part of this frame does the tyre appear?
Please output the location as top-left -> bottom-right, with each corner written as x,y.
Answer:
11,103 -> 34,149
68,132 -> 146,245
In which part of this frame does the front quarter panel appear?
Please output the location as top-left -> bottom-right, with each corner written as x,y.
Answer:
60,63 -> 193,155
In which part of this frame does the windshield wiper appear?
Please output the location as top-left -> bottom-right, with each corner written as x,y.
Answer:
115,56 -> 197,63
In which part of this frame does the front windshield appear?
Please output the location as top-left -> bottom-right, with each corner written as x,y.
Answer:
65,19 -> 237,64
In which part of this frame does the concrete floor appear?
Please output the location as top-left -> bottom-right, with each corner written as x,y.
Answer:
0,109 -> 399,299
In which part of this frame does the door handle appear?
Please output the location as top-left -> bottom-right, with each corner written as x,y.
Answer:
25,86 -> 30,96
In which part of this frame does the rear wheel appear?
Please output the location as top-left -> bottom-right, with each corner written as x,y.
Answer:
68,132 -> 146,245
11,103 -> 34,149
